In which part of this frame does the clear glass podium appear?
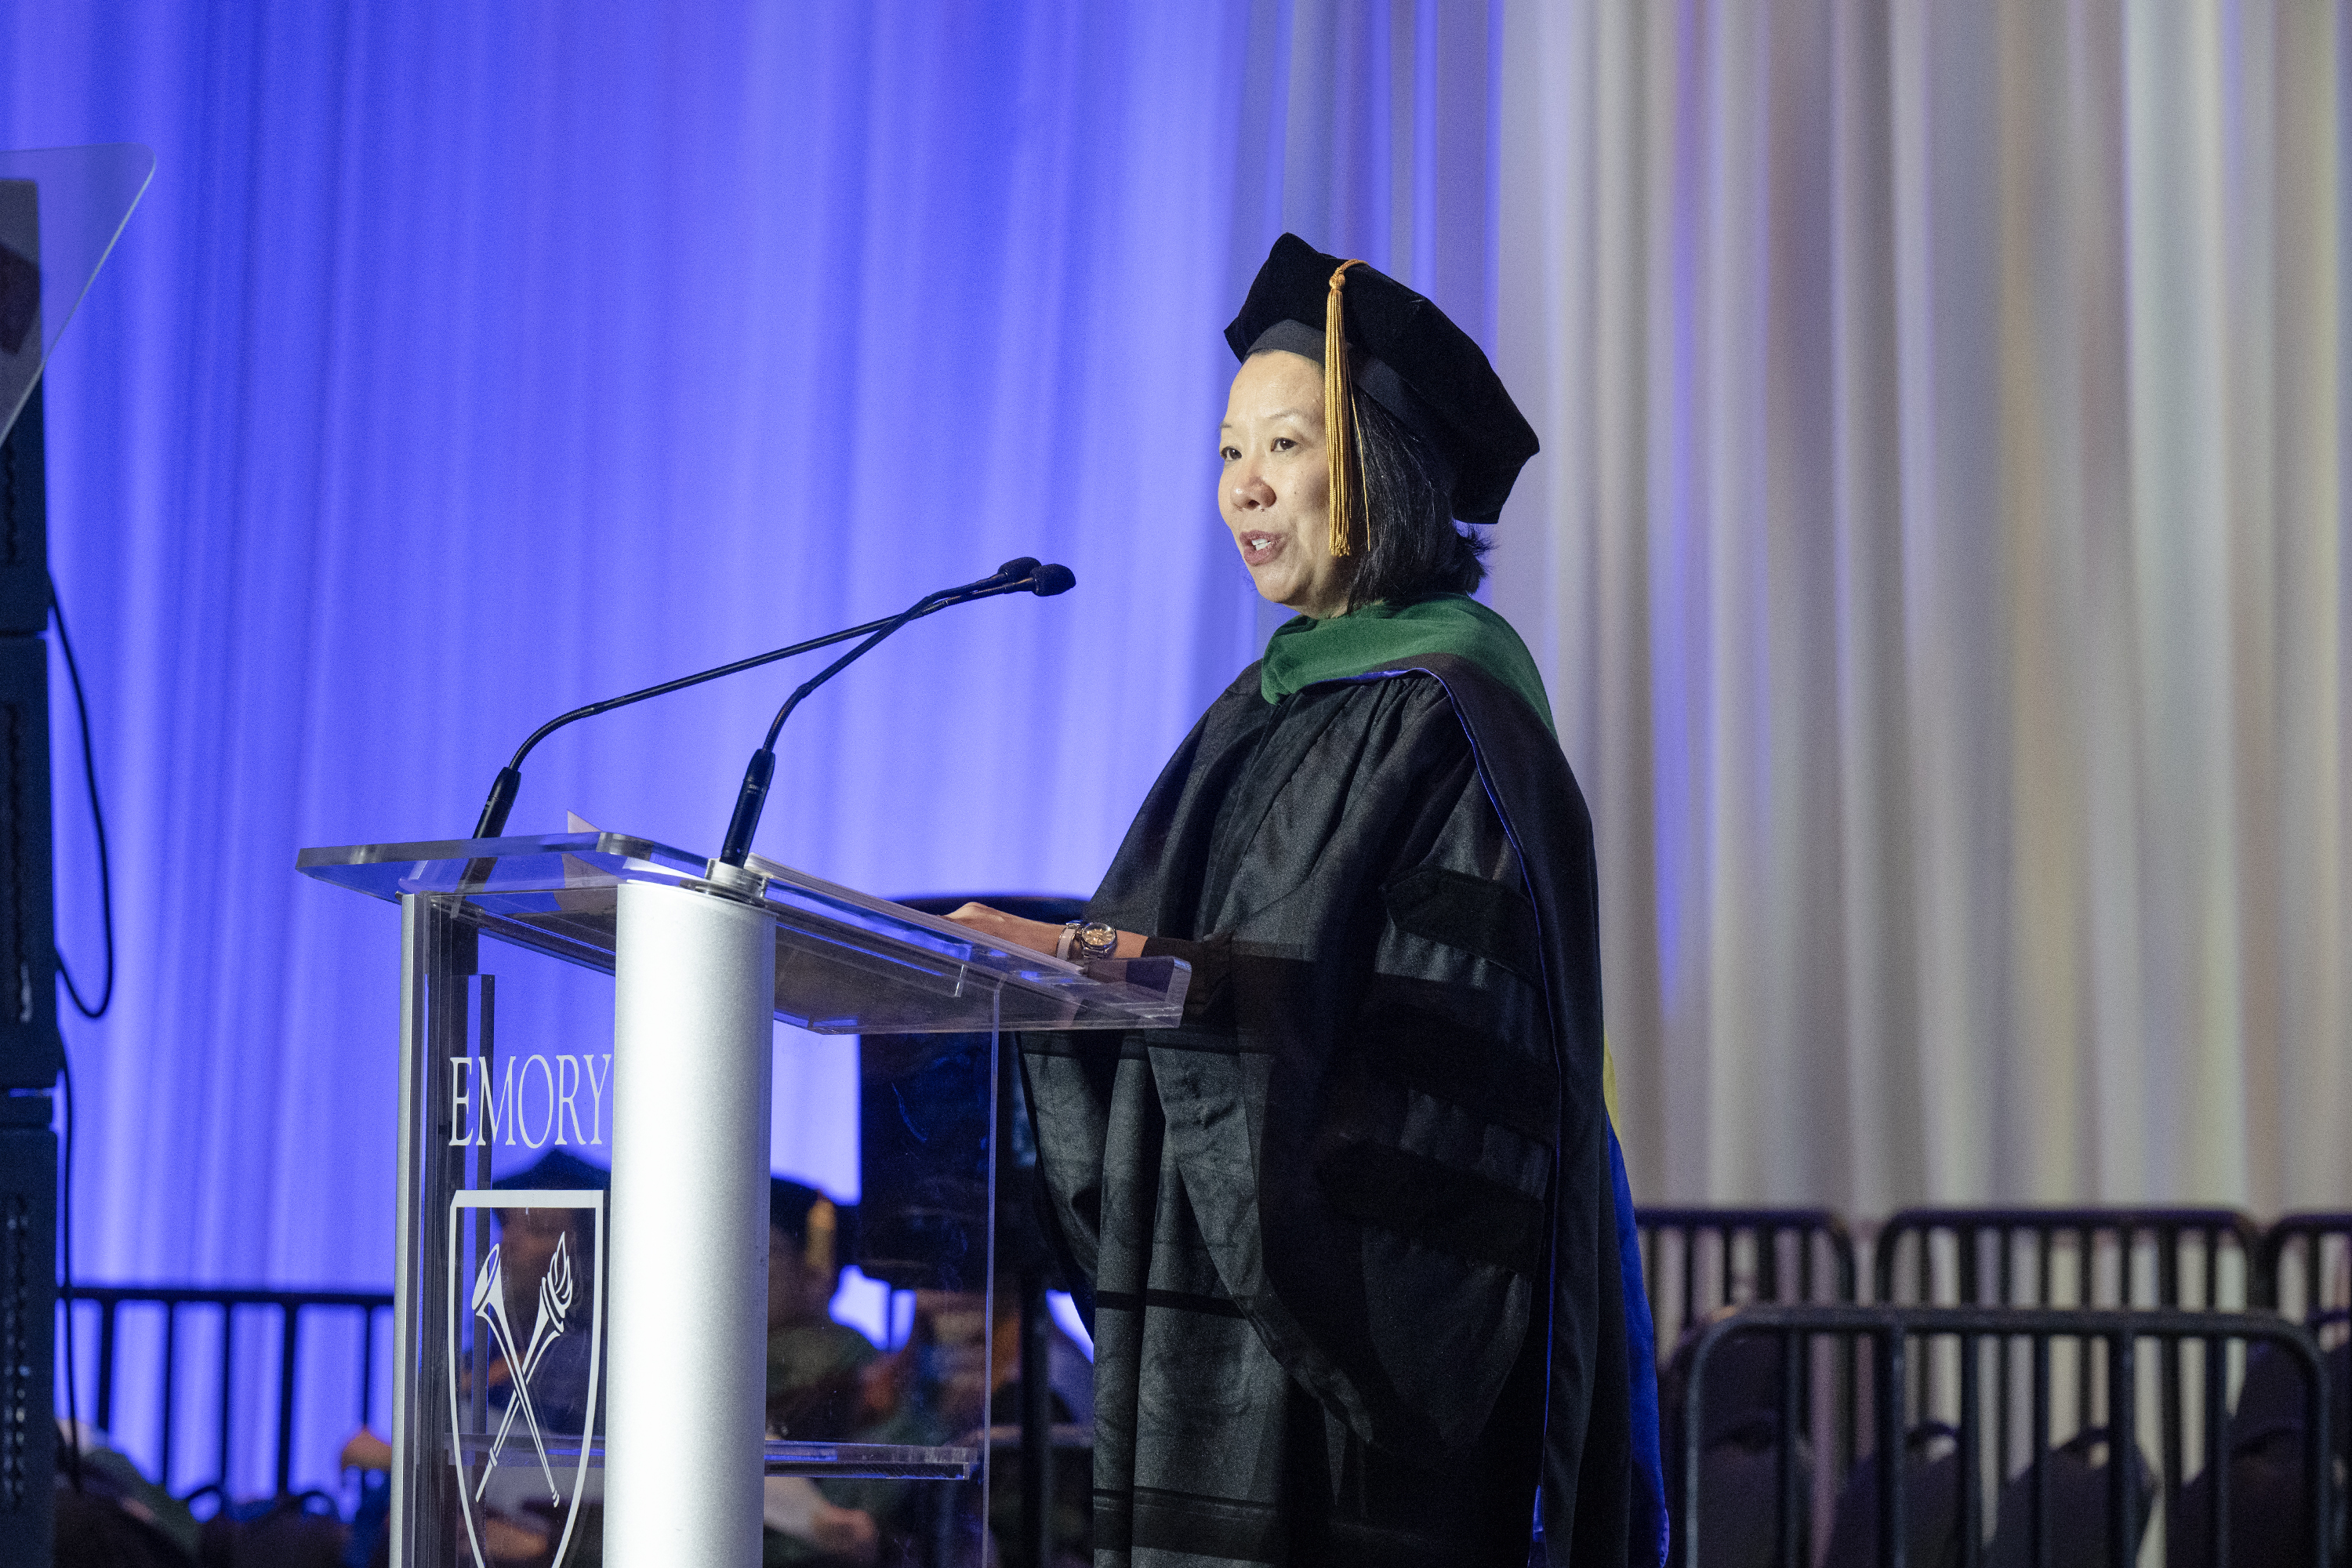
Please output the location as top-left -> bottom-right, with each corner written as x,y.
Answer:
299,832 -> 1186,1568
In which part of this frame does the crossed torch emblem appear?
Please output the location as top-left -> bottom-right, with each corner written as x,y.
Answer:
470,1232 -> 575,1503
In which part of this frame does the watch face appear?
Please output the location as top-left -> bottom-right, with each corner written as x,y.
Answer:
1076,921 -> 1117,958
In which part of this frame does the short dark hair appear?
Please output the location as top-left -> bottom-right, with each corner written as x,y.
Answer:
1346,390 -> 1490,610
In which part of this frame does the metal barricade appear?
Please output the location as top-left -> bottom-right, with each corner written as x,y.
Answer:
60,1284 -> 394,1500
2263,1213 -> 2352,1326
1872,1207 -> 2264,1312
1639,1207 -> 1859,1356
1679,1304 -> 2331,1568
2259,1211 -> 2352,1542
1873,1205 -> 2266,1526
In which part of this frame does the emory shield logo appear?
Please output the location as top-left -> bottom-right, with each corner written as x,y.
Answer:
448,1190 -> 605,1568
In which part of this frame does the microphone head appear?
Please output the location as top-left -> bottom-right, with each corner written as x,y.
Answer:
1030,564 -> 1076,597
995,556 -> 1042,581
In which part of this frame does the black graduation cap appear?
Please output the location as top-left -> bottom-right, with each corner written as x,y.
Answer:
771,1176 -> 857,1278
1224,233 -> 1539,541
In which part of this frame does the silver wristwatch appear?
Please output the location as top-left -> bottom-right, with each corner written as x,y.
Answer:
1061,919 -> 1119,962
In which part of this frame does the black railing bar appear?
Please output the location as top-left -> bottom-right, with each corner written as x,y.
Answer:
275,1305 -> 299,1496
1879,1328 -> 1905,1568
1994,1320 -> 2013,1509
1958,1329 -> 1981,1568
1776,1329 -> 1800,1568
1837,1317 -> 1857,1483
96,1298 -> 119,1434
2206,1331 -> 2229,1568
159,1301 -> 178,1490
2030,1332 -> 2050,1568
2074,1236 -> 2096,1410
2160,1340 -> 2185,1551
2157,1236 -> 2185,1510
218,1303 -> 236,1504
360,1305 -> 379,1432
2310,1352 -> 2335,1568
2107,1334 -> 2133,1568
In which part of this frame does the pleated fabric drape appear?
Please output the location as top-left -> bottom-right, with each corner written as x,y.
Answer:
1492,0 -> 2350,1214
3,0 -> 1298,1492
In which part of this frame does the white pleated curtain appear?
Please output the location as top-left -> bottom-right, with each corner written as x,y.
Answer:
1490,0 -> 2350,1214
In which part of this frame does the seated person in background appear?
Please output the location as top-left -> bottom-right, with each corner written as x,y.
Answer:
767,1178 -> 875,1440
764,1177 -> 884,1567
54,1418 -> 203,1568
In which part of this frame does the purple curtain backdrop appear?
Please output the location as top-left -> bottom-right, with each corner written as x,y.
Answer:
2,0 -> 1508,1497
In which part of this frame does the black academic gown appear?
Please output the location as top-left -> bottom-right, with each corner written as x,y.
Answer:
1021,654 -> 1639,1568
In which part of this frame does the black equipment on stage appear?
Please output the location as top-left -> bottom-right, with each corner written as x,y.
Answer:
0,379 -> 50,635
0,381 -> 56,1568
0,1094 -> 57,1552
0,388 -> 57,1091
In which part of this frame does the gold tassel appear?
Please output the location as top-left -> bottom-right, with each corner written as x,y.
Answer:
1324,260 -> 1367,557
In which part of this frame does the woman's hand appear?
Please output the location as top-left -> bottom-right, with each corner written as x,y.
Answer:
945,902 -> 1146,960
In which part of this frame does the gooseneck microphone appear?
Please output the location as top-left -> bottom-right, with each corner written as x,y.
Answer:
714,558 -> 1075,867
468,557 -> 1073,841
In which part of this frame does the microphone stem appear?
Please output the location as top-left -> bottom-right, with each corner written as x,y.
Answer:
472,597 -> 971,840
719,588 -> 955,866
762,617 -> 914,751
505,604 -> 961,776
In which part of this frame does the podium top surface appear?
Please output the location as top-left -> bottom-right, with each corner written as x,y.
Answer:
296,831 -> 1185,1034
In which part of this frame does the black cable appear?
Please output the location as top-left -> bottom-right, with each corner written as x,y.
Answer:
58,1047 -> 82,1490
46,572 -> 106,1492
49,575 -> 113,1019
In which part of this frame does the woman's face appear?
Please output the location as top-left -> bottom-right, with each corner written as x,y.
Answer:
1219,350 -> 1355,619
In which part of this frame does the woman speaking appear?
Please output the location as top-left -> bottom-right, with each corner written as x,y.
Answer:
951,234 -> 1664,1568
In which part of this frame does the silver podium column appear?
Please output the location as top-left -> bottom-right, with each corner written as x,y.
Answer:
605,880 -> 775,1566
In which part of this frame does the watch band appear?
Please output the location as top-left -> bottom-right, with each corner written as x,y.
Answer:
1062,920 -> 1118,962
